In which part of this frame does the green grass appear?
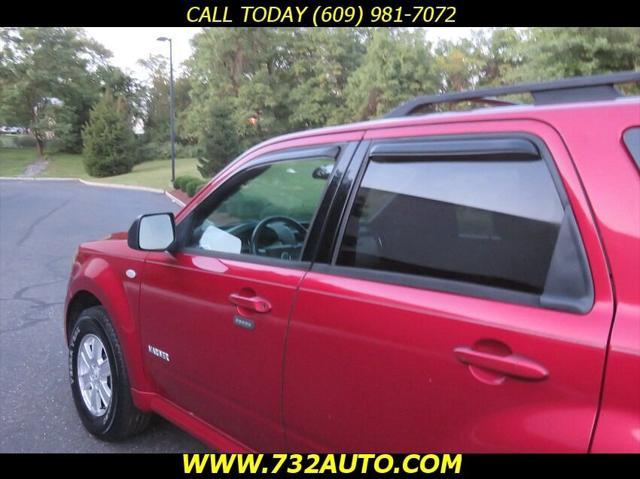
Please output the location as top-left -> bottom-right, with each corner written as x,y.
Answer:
39,152 -> 91,179
1,147 -> 201,190
0,147 -> 38,176
91,157 -> 200,190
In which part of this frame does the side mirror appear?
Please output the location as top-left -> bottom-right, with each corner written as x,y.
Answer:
128,213 -> 176,251
312,164 -> 333,180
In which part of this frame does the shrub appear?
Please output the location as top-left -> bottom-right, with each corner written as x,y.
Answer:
82,91 -> 136,177
14,135 -> 37,148
173,175 -> 199,191
185,179 -> 206,197
136,139 -> 171,163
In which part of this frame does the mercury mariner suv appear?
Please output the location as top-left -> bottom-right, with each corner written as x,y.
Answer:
65,72 -> 640,452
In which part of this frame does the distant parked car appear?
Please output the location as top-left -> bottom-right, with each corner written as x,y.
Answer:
0,126 -> 26,134
64,72 -> 640,452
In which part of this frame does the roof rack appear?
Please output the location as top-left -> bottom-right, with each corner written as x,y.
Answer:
384,71 -> 640,118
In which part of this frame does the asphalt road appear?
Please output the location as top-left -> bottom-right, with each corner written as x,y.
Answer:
0,179 -> 207,452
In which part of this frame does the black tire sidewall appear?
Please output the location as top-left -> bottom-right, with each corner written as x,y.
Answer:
69,309 -> 120,436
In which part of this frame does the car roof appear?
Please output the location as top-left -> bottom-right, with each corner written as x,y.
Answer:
247,96 -> 640,154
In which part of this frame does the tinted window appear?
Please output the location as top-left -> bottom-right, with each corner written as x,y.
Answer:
337,153 -> 566,294
187,157 -> 334,261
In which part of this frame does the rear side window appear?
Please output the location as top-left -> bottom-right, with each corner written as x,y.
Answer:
336,137 -> 593,312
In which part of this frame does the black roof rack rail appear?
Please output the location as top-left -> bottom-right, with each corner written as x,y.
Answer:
384,70 -> 640,118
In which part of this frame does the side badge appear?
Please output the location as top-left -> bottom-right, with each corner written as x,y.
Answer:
148,345 -> 170,362
233,316 -> 255,331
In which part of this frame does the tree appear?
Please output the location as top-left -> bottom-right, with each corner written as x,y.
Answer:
504,28 -> 640,82
0,27 -> 111,156
82,91 -> 136,177
286,28 -> 368,128
338,29 -> 440,121
137,55 -> 193,160
185,28 -> 292,150
196,102 -> 240,178
178,26 -> 639,148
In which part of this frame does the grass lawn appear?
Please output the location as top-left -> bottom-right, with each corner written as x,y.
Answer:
1,146 -> 201,190
0,147 -> 38,176
91,157 -> 200,190
40,152 -> 91,180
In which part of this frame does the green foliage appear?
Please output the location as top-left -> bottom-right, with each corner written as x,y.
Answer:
167,27 -> 639,178
137,55 -> 193,162
14,135 -> 38,148
340,29 -> 440,121
0,27 -> 143,156
81,91 -> 136,177
174,174 -> 207,196
173,175 -> 200,191
185,178 -> 206,197
0,133 -> 37,149
2,27 -> 638,168
48,104 -> 84,153
505,28 -> 640,82
195,102 -> 240,178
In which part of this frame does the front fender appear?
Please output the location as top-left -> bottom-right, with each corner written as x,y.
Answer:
65,252 -> 154,398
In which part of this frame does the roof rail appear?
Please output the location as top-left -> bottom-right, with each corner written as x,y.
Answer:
384,71 -> 640,118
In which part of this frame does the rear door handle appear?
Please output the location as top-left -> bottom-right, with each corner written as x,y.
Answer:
228,293 -> 271,313
454,346 -> 548,381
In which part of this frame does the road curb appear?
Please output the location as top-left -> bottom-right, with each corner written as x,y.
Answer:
0,176 -> 185,206
0,176 -> 75,181
164,190 -> 186,207
77,178 -> 164,194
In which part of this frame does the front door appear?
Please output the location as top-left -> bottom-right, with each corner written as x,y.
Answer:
139,149 -> 339,450
284,122 -> 614,451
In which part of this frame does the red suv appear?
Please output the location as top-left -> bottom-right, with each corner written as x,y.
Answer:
65,72 -> 640,452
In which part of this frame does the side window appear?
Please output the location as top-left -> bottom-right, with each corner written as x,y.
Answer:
336,138 -> 593,312
186,156 -> 334,261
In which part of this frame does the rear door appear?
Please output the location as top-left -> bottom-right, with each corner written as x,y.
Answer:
283,120 -> 614,452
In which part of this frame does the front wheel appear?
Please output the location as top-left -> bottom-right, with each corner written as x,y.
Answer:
69,305 -> 150,440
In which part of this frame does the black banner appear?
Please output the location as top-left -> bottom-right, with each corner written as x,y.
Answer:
0,453 -> 638,477
1,0 -> 637,27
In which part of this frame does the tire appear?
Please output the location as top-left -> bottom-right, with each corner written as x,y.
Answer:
69,305 -> 150,440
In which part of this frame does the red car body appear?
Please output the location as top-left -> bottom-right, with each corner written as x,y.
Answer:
65,97 -> 640,452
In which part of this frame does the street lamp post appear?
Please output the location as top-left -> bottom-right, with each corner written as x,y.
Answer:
157,36 -> 176,184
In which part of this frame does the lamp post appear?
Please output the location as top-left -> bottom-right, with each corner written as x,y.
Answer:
157,36 -> 176,184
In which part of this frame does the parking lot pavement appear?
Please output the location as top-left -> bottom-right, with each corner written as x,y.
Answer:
0,179 -> 207,452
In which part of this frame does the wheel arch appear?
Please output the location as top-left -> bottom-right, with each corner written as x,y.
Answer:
65,290 -> 101,342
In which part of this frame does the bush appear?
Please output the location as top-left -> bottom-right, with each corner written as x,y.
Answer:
185,178 -> 206,197
136,139 -> 170,163
82,92 -> 136,177
176,143 -> 199,158
0,136 -> 17,148
14,135 -> 37,148
173,175 -> 199,191
44,137 -> 66,154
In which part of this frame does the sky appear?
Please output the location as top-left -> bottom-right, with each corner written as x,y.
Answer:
84,27 -> 478,81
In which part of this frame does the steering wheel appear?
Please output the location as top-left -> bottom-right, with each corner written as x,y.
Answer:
250,216 -> 307,259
